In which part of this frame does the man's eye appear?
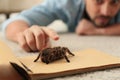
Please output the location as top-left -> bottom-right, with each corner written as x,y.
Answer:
96,0 -> 103,4
111,0 -> 120,4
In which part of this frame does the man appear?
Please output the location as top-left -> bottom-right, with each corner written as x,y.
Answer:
2,0 -> 120,52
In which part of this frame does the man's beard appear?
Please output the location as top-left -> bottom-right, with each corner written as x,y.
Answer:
91,15 -> 112,28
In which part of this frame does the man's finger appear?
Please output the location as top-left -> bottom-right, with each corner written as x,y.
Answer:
17,33 -> 31,52
42,27 -> 59,40
24,30 -> 38,51
32,29 -> 45,50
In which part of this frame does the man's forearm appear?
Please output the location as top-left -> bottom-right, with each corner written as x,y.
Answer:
97,24 -> 120,35
6,20 -> 29,42
0,64 -> 23,80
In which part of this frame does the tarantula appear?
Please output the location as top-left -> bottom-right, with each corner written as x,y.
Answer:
34,46 -> 75,64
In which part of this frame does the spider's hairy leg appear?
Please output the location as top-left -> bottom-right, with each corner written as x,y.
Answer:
41,57 -> 49,64
64,47 -> 75,56
34,51 -> 42,62
62,50 -> 70,62
44,58 -> 49,64
64,55 -> 70,62
46,62 -> 49,64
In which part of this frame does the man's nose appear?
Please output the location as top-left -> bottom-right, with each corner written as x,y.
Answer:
101,4 -> 111,16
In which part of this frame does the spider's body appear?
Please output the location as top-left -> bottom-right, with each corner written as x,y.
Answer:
34,47 -> 75,64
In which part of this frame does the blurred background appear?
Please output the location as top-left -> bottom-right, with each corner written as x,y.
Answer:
0,0 -> 68,32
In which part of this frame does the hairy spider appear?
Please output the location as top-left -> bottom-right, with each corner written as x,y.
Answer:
34,46 -> 75,64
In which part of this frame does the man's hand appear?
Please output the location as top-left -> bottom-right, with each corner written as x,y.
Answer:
16,25 -> 59,52
75,19 -> 102,35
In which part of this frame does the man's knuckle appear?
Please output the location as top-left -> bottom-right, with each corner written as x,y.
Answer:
20,43 -> 27,49
30,25 -> 39,30
28,39 -> 34,45
24,29 -> 29,34
48,28 -> 54,32
36,32 -> 44,38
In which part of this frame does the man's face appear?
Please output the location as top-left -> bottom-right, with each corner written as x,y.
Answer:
85,0 -> 120,27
